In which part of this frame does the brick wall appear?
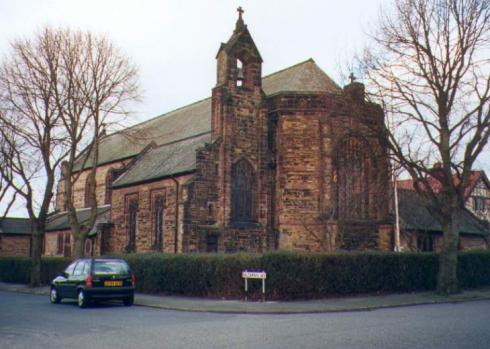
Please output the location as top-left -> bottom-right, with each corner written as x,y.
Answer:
0,235 -> 31,256
400,230 -> 488,252
459,235 -> 488,250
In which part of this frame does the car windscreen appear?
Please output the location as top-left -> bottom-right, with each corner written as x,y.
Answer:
93,260 -> 130,275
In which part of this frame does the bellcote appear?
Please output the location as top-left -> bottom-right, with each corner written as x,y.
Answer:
216,7 -> 262,91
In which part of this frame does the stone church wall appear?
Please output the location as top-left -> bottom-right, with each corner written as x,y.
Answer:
108,174 -> 193,254
55,160 -> 129,211
270,92 -> 390,252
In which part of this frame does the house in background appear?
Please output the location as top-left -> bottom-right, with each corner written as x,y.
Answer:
398,170 -> 490,224
396,169 -> 490,252
464,171 -> 490,222
43,206 -> 112,257
0,217 -> 31,257
397,189 -> 489,252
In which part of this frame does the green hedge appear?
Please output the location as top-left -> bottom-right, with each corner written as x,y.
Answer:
121,250 -> 487,299
0,256 -> 71,285
1,251 -> 490,299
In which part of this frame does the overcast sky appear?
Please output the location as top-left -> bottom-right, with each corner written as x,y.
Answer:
0,0 -> 387,121
0,0 -> 488,216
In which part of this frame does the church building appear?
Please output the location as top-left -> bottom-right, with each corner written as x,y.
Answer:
51,9 -> 393,256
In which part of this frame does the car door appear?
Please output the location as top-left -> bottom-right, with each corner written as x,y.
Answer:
57,261 -> 77,298
66,261 -> 86,298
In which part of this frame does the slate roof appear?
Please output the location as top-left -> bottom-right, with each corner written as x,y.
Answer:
113,133 -> 212,187
0,217 -> 31,235
262,59 -> 340,96
74,59 -> 340,172
398,189 -> 489,236
46,206 -> 111,232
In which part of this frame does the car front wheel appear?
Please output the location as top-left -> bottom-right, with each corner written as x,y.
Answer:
50,287 -> 61,304
77,290 -> 88,308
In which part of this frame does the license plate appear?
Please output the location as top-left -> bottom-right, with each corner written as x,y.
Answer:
104,280 -> 123,287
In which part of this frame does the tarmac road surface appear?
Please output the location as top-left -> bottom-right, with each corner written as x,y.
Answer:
1,291 -> 490,349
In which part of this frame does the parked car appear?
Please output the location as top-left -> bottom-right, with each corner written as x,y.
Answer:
50,258 -> 136,308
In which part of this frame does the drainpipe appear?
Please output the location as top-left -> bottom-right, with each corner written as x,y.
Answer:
393,172 -> 401,252
171,177 -> 180,253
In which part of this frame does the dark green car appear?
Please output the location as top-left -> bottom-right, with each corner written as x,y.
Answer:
50,258 -> 136,308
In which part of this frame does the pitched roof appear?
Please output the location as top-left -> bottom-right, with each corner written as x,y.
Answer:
0,217 -> 31,235
396,170 -> 489,200
398,189 -> 489,236
46,206 -> 111,232
262,59 -> 340,96
74,59 -> 340,172
113,132 -> 212,188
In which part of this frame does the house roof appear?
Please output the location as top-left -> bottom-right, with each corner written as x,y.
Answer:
0,217 -> 31,235
113,132 -> 212,188
46,206 -> 111,232
396,170 -> 489,200
74,59 -> 340,172
398,189 -> 489,236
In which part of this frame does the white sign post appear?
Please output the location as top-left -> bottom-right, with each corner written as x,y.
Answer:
242,270 -> 266,301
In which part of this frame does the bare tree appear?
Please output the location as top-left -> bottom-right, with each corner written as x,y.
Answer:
54,29 -> 139,258
0,31 -> 67,285
359,0 -> 490,294
0,27 -> 139,285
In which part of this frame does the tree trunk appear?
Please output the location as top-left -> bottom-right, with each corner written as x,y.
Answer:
73,231 -> 86,259
437,212 -> 460,295
29,227 -> 42,287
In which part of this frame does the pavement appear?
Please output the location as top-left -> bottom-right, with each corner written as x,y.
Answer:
2,281 -> 490,314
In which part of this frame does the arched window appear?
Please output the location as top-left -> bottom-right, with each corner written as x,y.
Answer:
231,159 -> 256,222
153,196 -> 164,251
104,170 -> 115,205
334,136 -> 371,220
127,198 -> 138,253
84,175 -> 96,208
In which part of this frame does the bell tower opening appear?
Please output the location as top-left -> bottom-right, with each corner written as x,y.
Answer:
236,58 -> 244,87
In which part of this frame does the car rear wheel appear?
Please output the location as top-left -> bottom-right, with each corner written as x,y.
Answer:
123,296 -> 134,306
50,287 -> 61,304
77,290 -> 88,308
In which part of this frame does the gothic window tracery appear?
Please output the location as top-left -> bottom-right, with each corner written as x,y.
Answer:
334,136 -> 372,220
231,158 -> 256,223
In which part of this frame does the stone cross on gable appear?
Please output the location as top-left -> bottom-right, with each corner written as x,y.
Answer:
237,6 -> 244,19
349,72 -> 356,84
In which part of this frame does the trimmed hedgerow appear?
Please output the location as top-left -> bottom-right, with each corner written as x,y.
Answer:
119,250 -> 483,299
1,251 -> 489,299
0,256 -> 70,285
458,250 -> 490,288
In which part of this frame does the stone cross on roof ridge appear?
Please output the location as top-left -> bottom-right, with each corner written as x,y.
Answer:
235,6 -> 245,31
349,72 -> 357,84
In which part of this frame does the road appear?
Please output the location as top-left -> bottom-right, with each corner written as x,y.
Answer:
1,291 -> 490,349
